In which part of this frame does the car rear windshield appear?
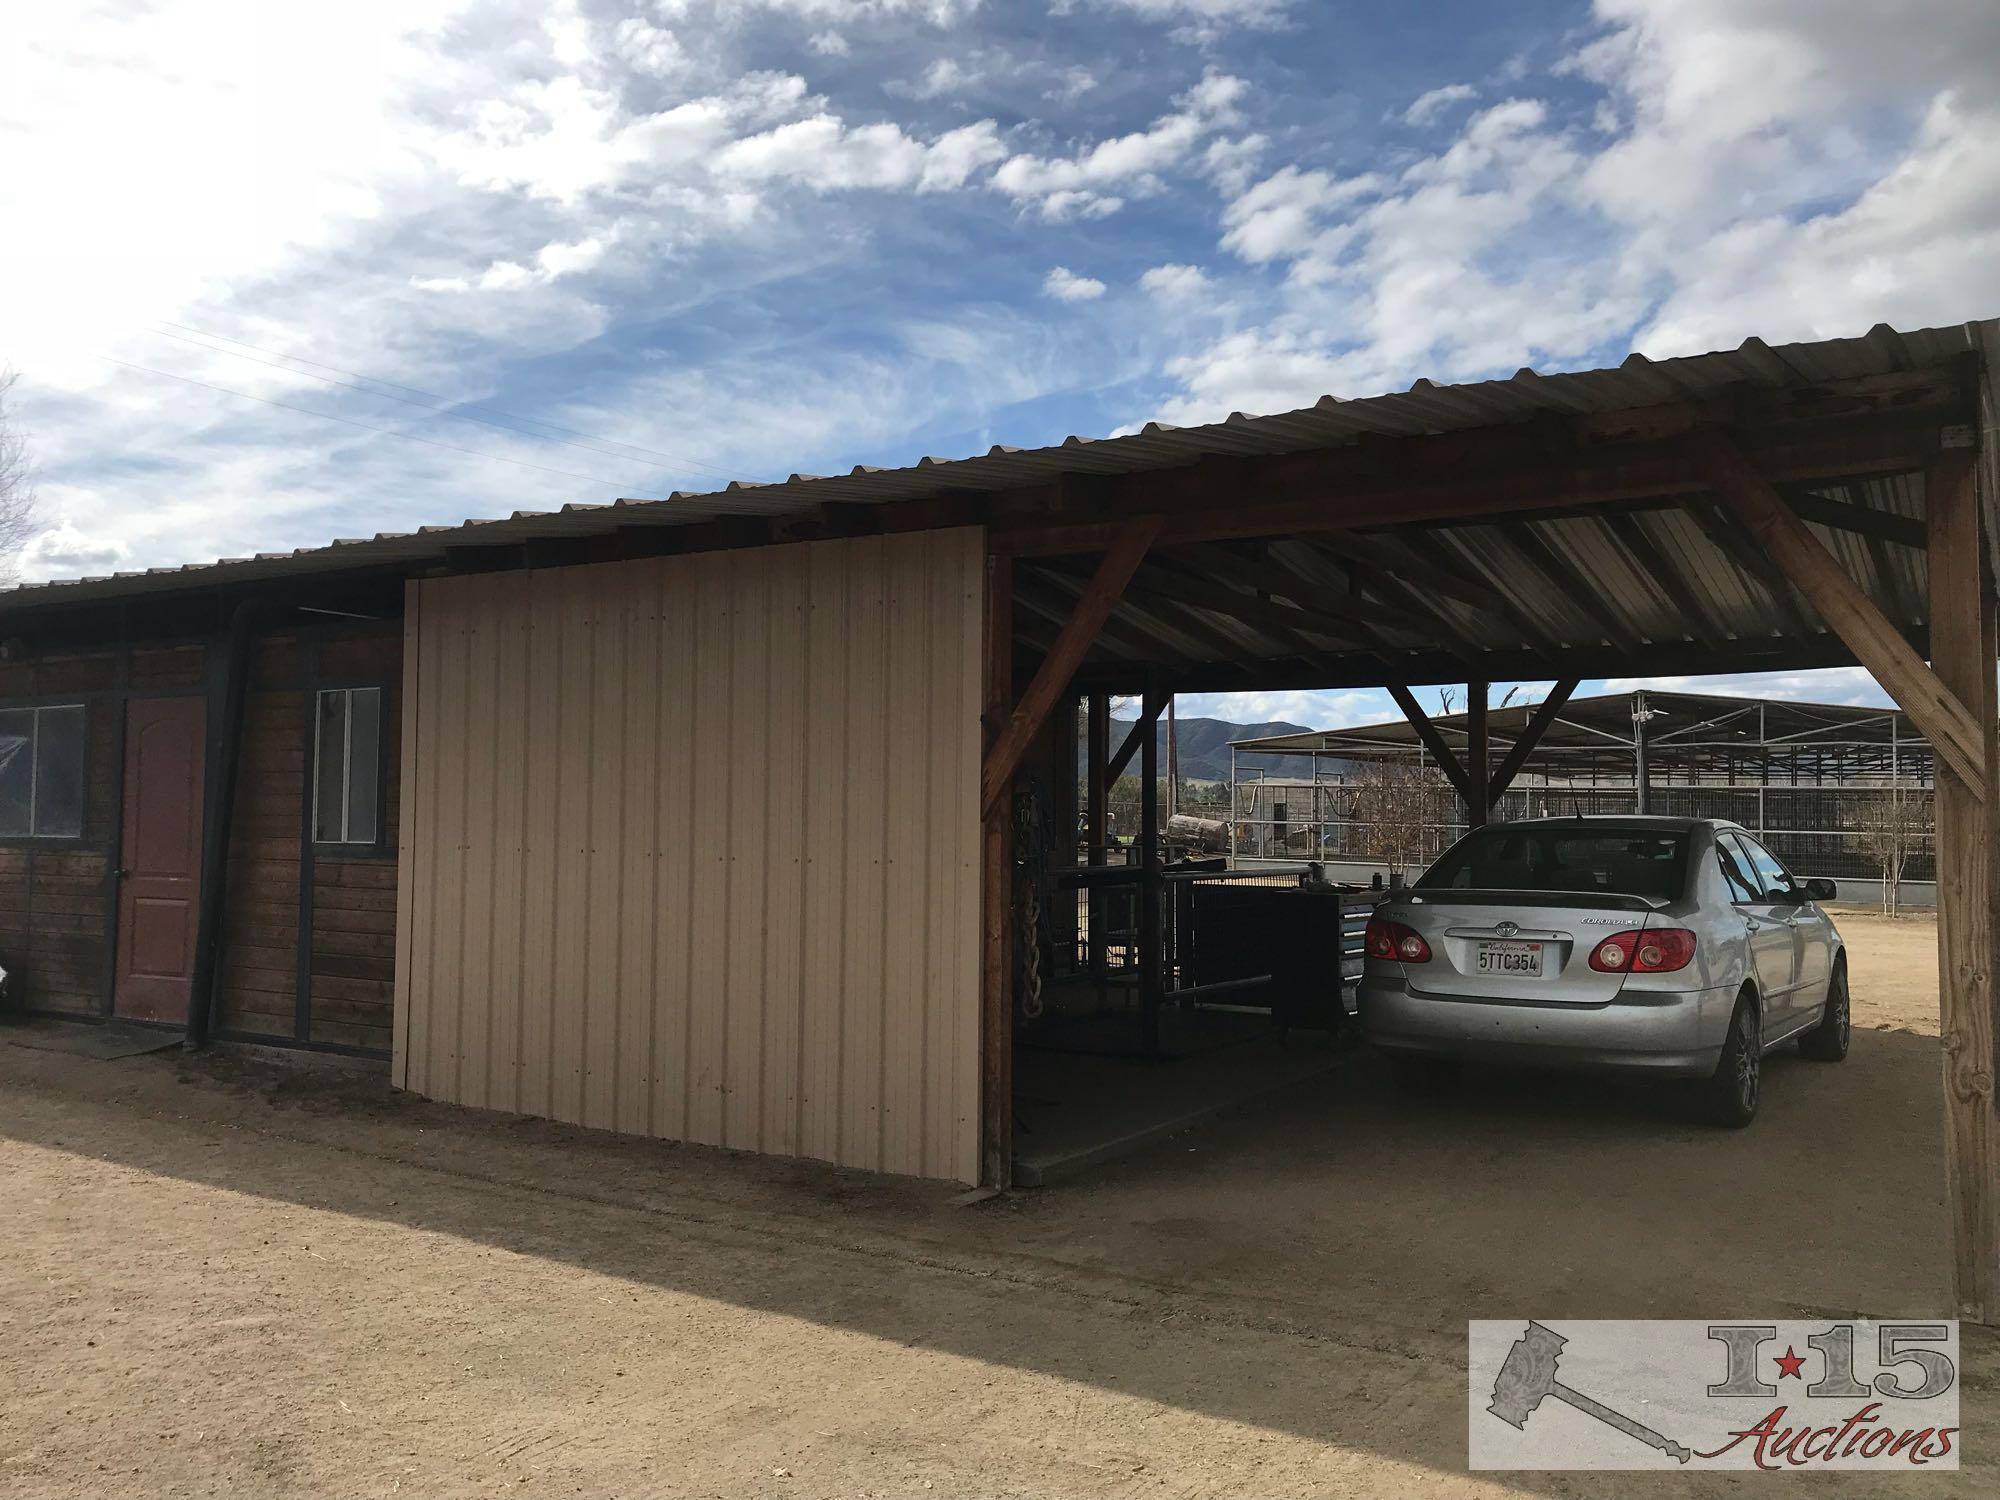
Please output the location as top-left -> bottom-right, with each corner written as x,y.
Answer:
1417,825 -> 1691,901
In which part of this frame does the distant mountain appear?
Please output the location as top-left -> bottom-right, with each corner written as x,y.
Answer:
1094,715 -> 1337,781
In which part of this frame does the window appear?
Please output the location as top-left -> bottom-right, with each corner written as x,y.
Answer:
0,704 -> 86,839
1418,824 -> 1689,901
314,687 -> 382,845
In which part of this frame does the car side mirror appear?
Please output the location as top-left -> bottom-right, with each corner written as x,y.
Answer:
1802,877 -> 1837,902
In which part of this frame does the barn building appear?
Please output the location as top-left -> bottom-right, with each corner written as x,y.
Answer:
3,319 -> 1998,1318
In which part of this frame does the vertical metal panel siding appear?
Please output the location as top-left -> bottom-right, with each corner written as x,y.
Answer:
392,530 -> 983,1183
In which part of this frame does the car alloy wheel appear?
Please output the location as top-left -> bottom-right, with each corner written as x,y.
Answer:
1734,1007 -> 1760,1115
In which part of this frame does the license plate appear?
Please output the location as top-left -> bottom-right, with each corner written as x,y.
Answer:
1476,940 -> 1543,976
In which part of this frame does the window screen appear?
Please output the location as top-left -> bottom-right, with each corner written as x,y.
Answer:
0,705 -> 85,839
314,687 -> 382,845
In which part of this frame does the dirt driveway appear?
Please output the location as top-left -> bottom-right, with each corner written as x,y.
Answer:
2,907 -> 1990,1497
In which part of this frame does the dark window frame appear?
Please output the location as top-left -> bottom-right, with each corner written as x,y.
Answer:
0,701 -> 88,842
311,684 -> 388,852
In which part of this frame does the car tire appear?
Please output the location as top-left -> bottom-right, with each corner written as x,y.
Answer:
1388,1053 -> 1460,1094
1798,962 -> 1851,1062
1702,994 -> 1761,1128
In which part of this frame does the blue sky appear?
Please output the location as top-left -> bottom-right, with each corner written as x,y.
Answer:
6,1 -> 1999,730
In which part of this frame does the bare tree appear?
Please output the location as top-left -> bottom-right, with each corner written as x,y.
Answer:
1854,785 -> 1933,917
0,370 -> 36,584
1345,761 -> 1454,878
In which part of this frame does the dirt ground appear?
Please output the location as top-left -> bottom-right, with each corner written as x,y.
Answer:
2,906 -> 1991,1498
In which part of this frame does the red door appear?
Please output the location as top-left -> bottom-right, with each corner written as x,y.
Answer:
114,697 -> 207,1022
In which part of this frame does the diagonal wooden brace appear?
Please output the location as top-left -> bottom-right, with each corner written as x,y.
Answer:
1695,432 -> 1988,797
981,519 -> 1161,817
1386,684 -> 1476,808
1487,678 -> 1581,804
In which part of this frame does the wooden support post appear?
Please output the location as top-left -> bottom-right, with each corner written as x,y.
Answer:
981,548 -> 1014,1191
1466,681 -> 1490,827
1106,704 -> 1156,784
1139,683 -> 1164,1059
1698,432 -> 1988,792
1487,678 -> 1580,803
981,519 -> 1159,817
1927,449 -> 1999,1322
1087,690 -> 1109,982
1386,684 -> 1476,812
1051,693 -> 1079,867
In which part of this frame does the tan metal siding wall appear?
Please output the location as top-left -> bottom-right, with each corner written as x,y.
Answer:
393,529 -> 984,1183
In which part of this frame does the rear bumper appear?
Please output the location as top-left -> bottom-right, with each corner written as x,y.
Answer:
1357,975 -> 1738,1077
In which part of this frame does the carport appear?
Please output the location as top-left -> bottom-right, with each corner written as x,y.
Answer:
973,320 -> 2000,1322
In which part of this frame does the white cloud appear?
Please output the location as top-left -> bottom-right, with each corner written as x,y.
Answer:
993,68 -> 1245,218
1176,689 -> 1389,730
1219,165 -> 1384,263
664,0 -> 982,21
887,57 -> 972,100
1598,669 -> 1893,708
1069,0 -> 1292,44
807,30 -> 850,56
715,114 -> 1004,191
1043,266 -> 1107,301
613,18 -> 687,78
1048,66 -> 1097,104
1138,263 -> 1210,301
1402,82 -> 1476,126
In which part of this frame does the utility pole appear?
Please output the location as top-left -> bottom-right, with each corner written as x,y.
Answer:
1632,690 -> 1658,815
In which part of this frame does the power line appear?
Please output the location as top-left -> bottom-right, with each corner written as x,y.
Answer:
97,356 -> 657,491
155,320 -> 743,482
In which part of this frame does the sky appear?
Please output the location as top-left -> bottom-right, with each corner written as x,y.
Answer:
4,0 -> 1998,732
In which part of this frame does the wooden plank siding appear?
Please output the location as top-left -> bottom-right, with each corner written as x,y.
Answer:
0,649 -> 125,1015
0,624 -> 401,1052
395,530 -> 984,1183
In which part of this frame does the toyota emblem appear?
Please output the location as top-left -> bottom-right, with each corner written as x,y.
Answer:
1494,921 -> 1519,938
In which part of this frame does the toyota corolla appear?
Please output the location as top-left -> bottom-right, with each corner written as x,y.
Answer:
1357,816 -> 1848,1125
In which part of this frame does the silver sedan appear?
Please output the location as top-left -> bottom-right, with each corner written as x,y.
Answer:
1357,816 -> 1849,1125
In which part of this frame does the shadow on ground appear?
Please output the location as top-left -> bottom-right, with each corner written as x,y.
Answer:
0,1013 -> 1989,1496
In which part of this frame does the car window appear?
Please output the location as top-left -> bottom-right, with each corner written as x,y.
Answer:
1417,825 -> 1689,900
1715,836 -> 1761,904
1730,834 -> 1797,902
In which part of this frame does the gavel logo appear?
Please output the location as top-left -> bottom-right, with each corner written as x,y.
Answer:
1488,1321 -> 1692,1465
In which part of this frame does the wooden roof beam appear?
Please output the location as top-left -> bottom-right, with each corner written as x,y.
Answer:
991,410 -> 1948,557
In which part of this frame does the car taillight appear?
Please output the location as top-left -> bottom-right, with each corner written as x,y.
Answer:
1587,927 -> 1696,973
1364,918 -> 1431,963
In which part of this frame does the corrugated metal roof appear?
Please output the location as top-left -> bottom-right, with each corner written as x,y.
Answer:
4,318 -> 1990,614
